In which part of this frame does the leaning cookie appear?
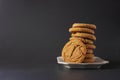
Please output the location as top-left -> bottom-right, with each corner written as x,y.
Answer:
69,28 -> 95,34
72,23 -> 96,30
62,41 -> 72,59
71,33 -> 96,41
62,39 -> 87,63
70,37 -> 94,44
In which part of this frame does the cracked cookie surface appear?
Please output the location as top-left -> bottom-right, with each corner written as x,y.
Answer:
62,39 -> 86,63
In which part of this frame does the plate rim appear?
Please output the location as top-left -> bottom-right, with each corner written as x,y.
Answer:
57,56 -> 109,65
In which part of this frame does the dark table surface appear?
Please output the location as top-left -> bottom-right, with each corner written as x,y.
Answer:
0,62 -> 120,80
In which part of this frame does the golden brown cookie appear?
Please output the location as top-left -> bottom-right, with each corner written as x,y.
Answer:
85,53 -> 94,59
86,49 -> 94,54
69,37 -> 93,44
71,33 -> 96,41
72,23 -> 96,30
61,39 -> 87,63
69,28 -> 95,34
62,41 -> 72,59
70,39 -> 87,55
86,44 -> 96,49
83,58 -> 95,63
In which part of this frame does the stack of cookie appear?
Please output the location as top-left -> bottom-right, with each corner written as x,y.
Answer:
69,23 -> 96,63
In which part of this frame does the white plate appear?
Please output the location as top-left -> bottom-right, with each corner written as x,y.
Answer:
57,56 -> 109,69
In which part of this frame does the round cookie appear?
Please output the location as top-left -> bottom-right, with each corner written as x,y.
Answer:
69,28 -> 95,34
72,23 -> 96,30
62,41 -> 72,59
83,58 -> 95,63
62,39 -> 87,63
85,53 -> 94,59
70,39 -> 87,55
86,49 -> 94,54
71,33 -> 96,41
86,44 -> 96,49
70,37 -> 94,44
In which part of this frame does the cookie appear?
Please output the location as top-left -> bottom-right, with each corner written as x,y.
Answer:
70,37 -> 93,44
62,41 -> 72,59
69,28 -> 95,34
62,39 -> 87,63
85,53 -> 94,59
70,39 -> 86,55
86,44 -> 96,49
72,23 -> 96,30
86,49 -> 94,54
83,58 -> 95,63
71,33 -> 96,41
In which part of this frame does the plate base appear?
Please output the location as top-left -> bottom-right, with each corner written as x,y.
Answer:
57,56 -> 109,69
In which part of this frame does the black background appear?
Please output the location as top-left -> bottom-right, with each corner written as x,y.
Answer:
0,0 -> 120,80
0,0 -> 120,64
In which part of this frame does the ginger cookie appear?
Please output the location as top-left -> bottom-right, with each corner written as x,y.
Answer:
85,53 -> 94,59
86,44 -> 96,49
71,33 -> 96,41
61,39 -> 87,63
86,49 -> 94,54
72,23 -> 96,30
83,58 -> 95,63
69,28 -> 95,34
62,41 -> 72,59
70,37 -> 93,44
